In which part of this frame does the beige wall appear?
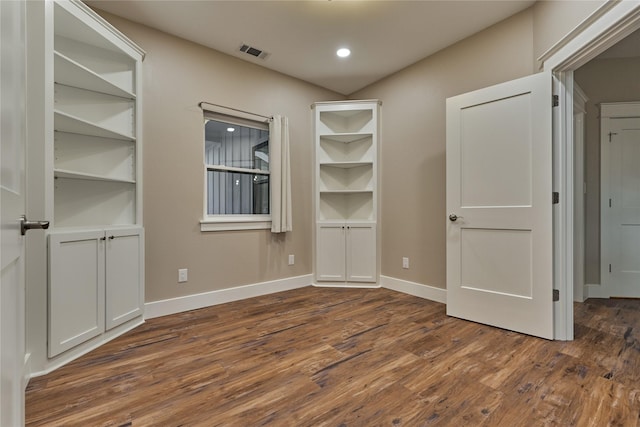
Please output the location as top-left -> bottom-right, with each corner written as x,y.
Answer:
96,12 -> 343,302
96,0 -> 612,300
350,10 -> 534,288
574,56 -> 640,284
348,0 -> 606,290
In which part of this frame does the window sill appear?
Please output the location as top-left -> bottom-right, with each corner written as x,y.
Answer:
200,215 -> 271,232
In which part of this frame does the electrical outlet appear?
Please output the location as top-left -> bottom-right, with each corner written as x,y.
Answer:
402,257 -> 409,269
178,268 -> 188,283
288,254 -> 295,265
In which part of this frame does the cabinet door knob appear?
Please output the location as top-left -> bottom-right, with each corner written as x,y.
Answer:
100,237 -> 106,241
108,235 -> 115,240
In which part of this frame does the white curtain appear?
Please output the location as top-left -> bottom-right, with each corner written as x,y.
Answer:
269,115 -> 292,232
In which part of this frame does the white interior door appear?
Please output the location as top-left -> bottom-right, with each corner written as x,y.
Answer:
602,116 -> 640,297
0,1 -> 27,424
446,72 -> 554,339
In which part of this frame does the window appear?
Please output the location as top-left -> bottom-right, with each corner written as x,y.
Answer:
202,112 -> 271,231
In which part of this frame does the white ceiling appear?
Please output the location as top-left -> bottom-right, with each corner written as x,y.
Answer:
87,0 -> 536,95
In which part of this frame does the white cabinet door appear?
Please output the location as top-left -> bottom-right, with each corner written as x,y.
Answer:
346,224 -> 376,282
317,223 -> 346,281
446,72 -> 553,340
105,227 -> 143,330
48,230 -> 105,357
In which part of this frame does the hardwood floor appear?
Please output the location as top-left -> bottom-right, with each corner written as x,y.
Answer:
26,287 -> 640,426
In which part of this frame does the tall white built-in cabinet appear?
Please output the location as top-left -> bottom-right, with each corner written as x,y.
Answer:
313,101 -> 380,286
26,0 -> 145,370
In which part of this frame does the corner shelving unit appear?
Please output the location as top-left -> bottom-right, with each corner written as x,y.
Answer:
313,100 -> 380,286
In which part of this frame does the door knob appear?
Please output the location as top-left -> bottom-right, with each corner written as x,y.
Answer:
448,214 -> 463,222
20,215 -> 50,235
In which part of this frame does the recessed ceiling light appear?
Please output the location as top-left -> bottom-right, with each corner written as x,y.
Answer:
227,127 -> 235,132
336,48 -> 351,58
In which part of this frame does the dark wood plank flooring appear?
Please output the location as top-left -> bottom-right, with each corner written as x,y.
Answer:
26,287 -> 640,426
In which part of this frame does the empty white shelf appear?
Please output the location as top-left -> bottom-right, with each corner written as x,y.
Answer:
54,110 -> 135,142
54,51 -> 135,100
54,169 -> 136,184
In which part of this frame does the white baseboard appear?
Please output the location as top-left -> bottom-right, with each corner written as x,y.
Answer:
30,317 -> 144,378
144,274 -> 313,319
144,274 -> 444,320
380,275 -> 446,304
312,282 -> 381,289
23,353 -> 31,391
584,283 -> 608,299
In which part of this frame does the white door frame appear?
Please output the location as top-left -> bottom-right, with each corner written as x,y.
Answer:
543,1 -> 640,340
573,84 -> 588,304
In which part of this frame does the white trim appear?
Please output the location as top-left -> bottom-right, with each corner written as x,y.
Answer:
544,0 -> 640,341
30,317 -> 143,378
312,99 -> 382,109
312,283 -> 381,289
380,275 -> 446,304
543,1 -> 640,72
600,101 -> 640,118
201,103 -> 271,125
23,353 -> 31,392
553,72 -> 574,341
200,215 -> 271,232
144,274 -> 313,319
573,82 -> 587,303
584,283 -> 609,299
65,0 -> 146,59
573,84 -> 589,114
537,0 -> 619,69
206,164 -> 270,176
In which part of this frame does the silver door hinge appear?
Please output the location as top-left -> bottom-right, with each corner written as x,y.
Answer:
552,192 -> 559,204
552,95 -> 559,107
553,289 -> 560,301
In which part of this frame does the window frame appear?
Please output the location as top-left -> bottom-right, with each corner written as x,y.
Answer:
200,106 -> 271,232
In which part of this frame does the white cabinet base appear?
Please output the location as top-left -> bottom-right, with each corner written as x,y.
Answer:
48,227 -> 144,358
316,223 -> 376,285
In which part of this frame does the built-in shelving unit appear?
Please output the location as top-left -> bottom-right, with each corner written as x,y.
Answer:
31,0 -> 146,364
313,101 -> 380,286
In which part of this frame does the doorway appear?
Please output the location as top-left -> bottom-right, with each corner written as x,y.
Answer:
573,28 -> 640,300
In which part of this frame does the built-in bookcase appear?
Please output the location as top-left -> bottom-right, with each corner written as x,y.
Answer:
52,3 -> 139,228
34,0 -> 146,362
314,101 -> 379,285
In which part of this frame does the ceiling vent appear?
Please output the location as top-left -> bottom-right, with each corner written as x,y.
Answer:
239,43 -> 269,60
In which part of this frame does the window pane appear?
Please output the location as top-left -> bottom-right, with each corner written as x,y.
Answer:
205,119 -> 269,170
207,171 -> 270,215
